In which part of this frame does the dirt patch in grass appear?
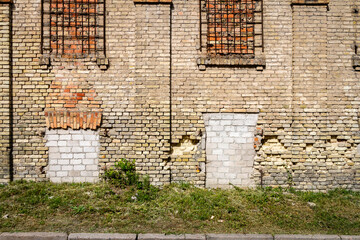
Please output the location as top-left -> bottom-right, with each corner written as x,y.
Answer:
0,181 -> 359,234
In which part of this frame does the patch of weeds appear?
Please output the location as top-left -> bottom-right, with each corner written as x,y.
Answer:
295,191 -> 326,203
48,196 -> 67,209
104,158 -> 159,202
71,205 -> 86,215
169,188 -> 232,221
104,159 -> 139,187
312,210 -> 359,234
133,176 -> 159,202
178,181 -> 192,190
241,187 -> 285,207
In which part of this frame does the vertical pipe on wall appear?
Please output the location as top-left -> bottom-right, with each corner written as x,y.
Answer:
41,0 -> 43,54
103,0 -> 106,56
8,1 -> 13,181
169,2 -> 173,183
199,0 -> 201,51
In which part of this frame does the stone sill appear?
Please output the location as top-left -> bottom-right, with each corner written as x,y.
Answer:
133,0 -> 171,3
291,0 -> 330,5
197,54 -> 266,71
353,55 -> 360,71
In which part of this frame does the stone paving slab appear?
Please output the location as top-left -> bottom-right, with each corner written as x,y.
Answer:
0,232 -> 67,240
138,234 -> 205,240
68,233 -> 136,240
274,235 -> 340,240
206,234 -> 273,240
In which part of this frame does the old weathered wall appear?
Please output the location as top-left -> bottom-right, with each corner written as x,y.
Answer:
0,1 -> 11,183
0,0 -> 359,190
169,0 -> 294,187
11,0 -> 51,180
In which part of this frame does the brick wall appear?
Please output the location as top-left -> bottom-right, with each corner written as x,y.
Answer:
0,2 -> 10,183
291,4 -> 329,190
11,0 -> 50,180
0,0 -> 359,190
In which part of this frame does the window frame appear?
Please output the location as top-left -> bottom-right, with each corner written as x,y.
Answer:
40,0 -> 106,59
198,0 -> 265,69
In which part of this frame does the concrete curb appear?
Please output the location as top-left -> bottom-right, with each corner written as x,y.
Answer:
138,234 -> 205,240
0,232 -> 67,240
274,235 -> 340,240
206,234 -> 273,240
0,233 -> 359,240
68,233 -> 136,240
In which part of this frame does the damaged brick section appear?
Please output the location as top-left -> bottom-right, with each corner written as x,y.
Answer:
170,135 -> 206,186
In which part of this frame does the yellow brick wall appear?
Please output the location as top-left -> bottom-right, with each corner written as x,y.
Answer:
0,0 -> 359,190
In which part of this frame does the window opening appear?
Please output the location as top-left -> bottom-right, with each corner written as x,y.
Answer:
206,0 -> 263,56
41,0 -> 105,58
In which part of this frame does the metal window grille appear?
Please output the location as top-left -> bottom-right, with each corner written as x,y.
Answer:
206,0 -> 262,56
41,0 -> 105,58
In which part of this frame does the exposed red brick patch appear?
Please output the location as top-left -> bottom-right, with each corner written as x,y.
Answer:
0,0 -> 11,3
45,111 -> 102,130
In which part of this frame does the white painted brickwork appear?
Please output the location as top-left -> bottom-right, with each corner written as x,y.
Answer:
45,129 -> 100,183
204,113 -> 258,189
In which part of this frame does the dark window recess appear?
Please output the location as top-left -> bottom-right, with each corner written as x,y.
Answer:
41,0 -> 105,58
206,0 -> 263,56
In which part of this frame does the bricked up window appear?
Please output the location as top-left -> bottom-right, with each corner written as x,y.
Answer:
206,0 -> 263,56
41,0 -> 105,58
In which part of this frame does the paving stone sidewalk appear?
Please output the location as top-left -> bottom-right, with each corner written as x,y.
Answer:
0,233 -> 360,240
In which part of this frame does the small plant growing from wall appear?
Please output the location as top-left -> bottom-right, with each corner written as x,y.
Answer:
103,158 -> 158,201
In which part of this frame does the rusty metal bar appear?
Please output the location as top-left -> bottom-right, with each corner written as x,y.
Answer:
49,0 -> 52,53
81,0 -> 84,53
103,0 -> 106,56
261,0 -> 263,52
88,0 -> 90,54
62,0 -> 65,54
68,0 -> 71,54
220,0 -> 223,54
199,0 -> 202,51
94,0 -> 97,52
251,0 -> 254,53
233,0 -> 235,53
245,0 -> 248,53
75,0 -> 77,42
214,0 -> 216,53
239,0 -> 242,54
41,0 -> 44,54
226,0 -> 229,54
